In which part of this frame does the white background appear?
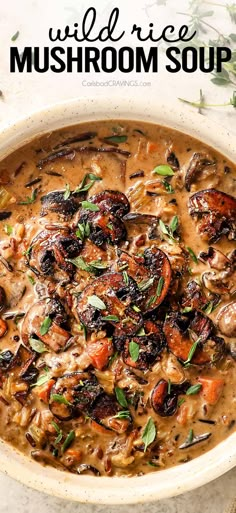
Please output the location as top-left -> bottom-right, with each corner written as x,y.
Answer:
0,0 -> 235,511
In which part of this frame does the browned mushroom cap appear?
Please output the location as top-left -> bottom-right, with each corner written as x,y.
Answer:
49,371 -> 101,420
41,190 -> 84,216
7,344 -> 38,387
117,246 -> 171,313
77,272 -> 142,334
164,311 -> 225,365
199,247 -> 232,271
181,280 -> 211,311
89,190 -> 130,217
29,228 -> 82,277
78,190 -> 129,247
121,320 -> 166,371
151,379 -> 190,417
188,189 -> 236,242
217,301 -> 236,338
0,286 -> 6,312
185,153 -> 215,192
21,298 -> 70,352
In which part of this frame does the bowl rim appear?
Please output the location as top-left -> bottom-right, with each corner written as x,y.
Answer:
0,96 -> 235,504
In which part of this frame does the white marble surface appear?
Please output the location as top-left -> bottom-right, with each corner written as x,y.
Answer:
0,0 -> 235,511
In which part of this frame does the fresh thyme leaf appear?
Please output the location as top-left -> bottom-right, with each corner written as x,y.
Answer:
202,301 -> 214,315
159,219 -> 169,236
169,215 -> 178,235
40,316 -> 52,336
4,224 -> 13,235
63,183 -> 70,200
19,188 -> 38,205
167,379 -> 171,395
29,337 -> 49,354
11,30 -> 20,42
115,387 -> 128,408
162,180 -> 174,193
178,398 -> 186,407
81,201 -> 100,212
51,394 -> 72,406
156,276 -> 164,297
87,295 -> 106,310
101,315 -> 119,322
123,270 -> 129,285
89,260 -> 108,270
188,428 -> 194,443
181,307 -> 193,313
62,430 -> 75,453
184,338 -> 200,366
104,135 -> 127,144
138,277 -> 154,292
113,410 -> 131,420
153,165 -> 174,176
27,274 -> 35,285
129,340 -> 140,362
132,305 -> 141,312
31,372 -> 49,388
107,223 -> 113,230
108,351 -> 118,367
76,222 -> 90,241
142,417 -> 156,452
186,246 -> 198,264
136,327 -> 146,336
74,173 -> 102,193
186,384 -> 202,396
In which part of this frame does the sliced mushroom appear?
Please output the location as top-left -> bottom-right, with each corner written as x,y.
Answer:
77,272 -> 142,335
199,247 -> 232,271
166,150 -> 180,171
164,311 -> 225,365
188,189 -> 236,242
41,190 -> 84,216
21,298 -> 70,352
217,302 -> 236,338
8,344 -> 38,384
202,271 -> 233,296
29,228 -> 82,278
181,280 -> 210,311
78,190 -> 129,247
123,213 -> 159,240
185,153 -> 215,192
117,246 -> 171,313
151,379 -> 189,416
49,371 -> 101,420
120,320 -> 166,371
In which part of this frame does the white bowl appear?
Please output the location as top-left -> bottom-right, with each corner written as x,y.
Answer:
0,97 -> 235,504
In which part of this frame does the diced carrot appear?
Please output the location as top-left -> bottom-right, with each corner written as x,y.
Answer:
87,338 -> 113,370
34,379 -> 55,403
198,377 -> 224,405
90,420 -> 110,435
176,403 -> 190,426
0,318 -> 7,338
64,449 -> 82,461
147,141 -> 158,153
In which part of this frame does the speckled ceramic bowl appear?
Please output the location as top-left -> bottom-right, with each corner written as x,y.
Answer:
0,97 -> 235,504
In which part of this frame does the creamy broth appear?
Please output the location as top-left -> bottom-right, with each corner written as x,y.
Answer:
0,120 -> 234,477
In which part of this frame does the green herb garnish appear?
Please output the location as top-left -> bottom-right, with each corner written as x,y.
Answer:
142,417 -> 156,452
4,224 -> 13,235
76,222 -> 90,241
63,183 -> 70,200
87,295 -> 106,310
51,394 -> 72,406
11,31 -> 19,42
129,340 -> 140,362
184,338 -> 201,366
104,135 -> 127,144
115,387 -> 128,408
31,371 -> 49,388
178,398 -> 186,407
113,410 -> 131,420
138,277 -> 154,292
167,379 -> 171,395
81,201 -> 100,212
27,274 -> 35,285
101,315 -> 119,322
186,247 -> 198,264
19,189 -> 38,205
29,337 -> 49,354
162,180 -> 174,193
156,276 -> 164,297
159,216 -> 179,242
40,316 -> 52,336
62,430 -> 75,453
123,270 -> 129,285
153,165 -> 174,176
186,384 -> 202,396
74,173 -> 102,194
51,421 -> 63,444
